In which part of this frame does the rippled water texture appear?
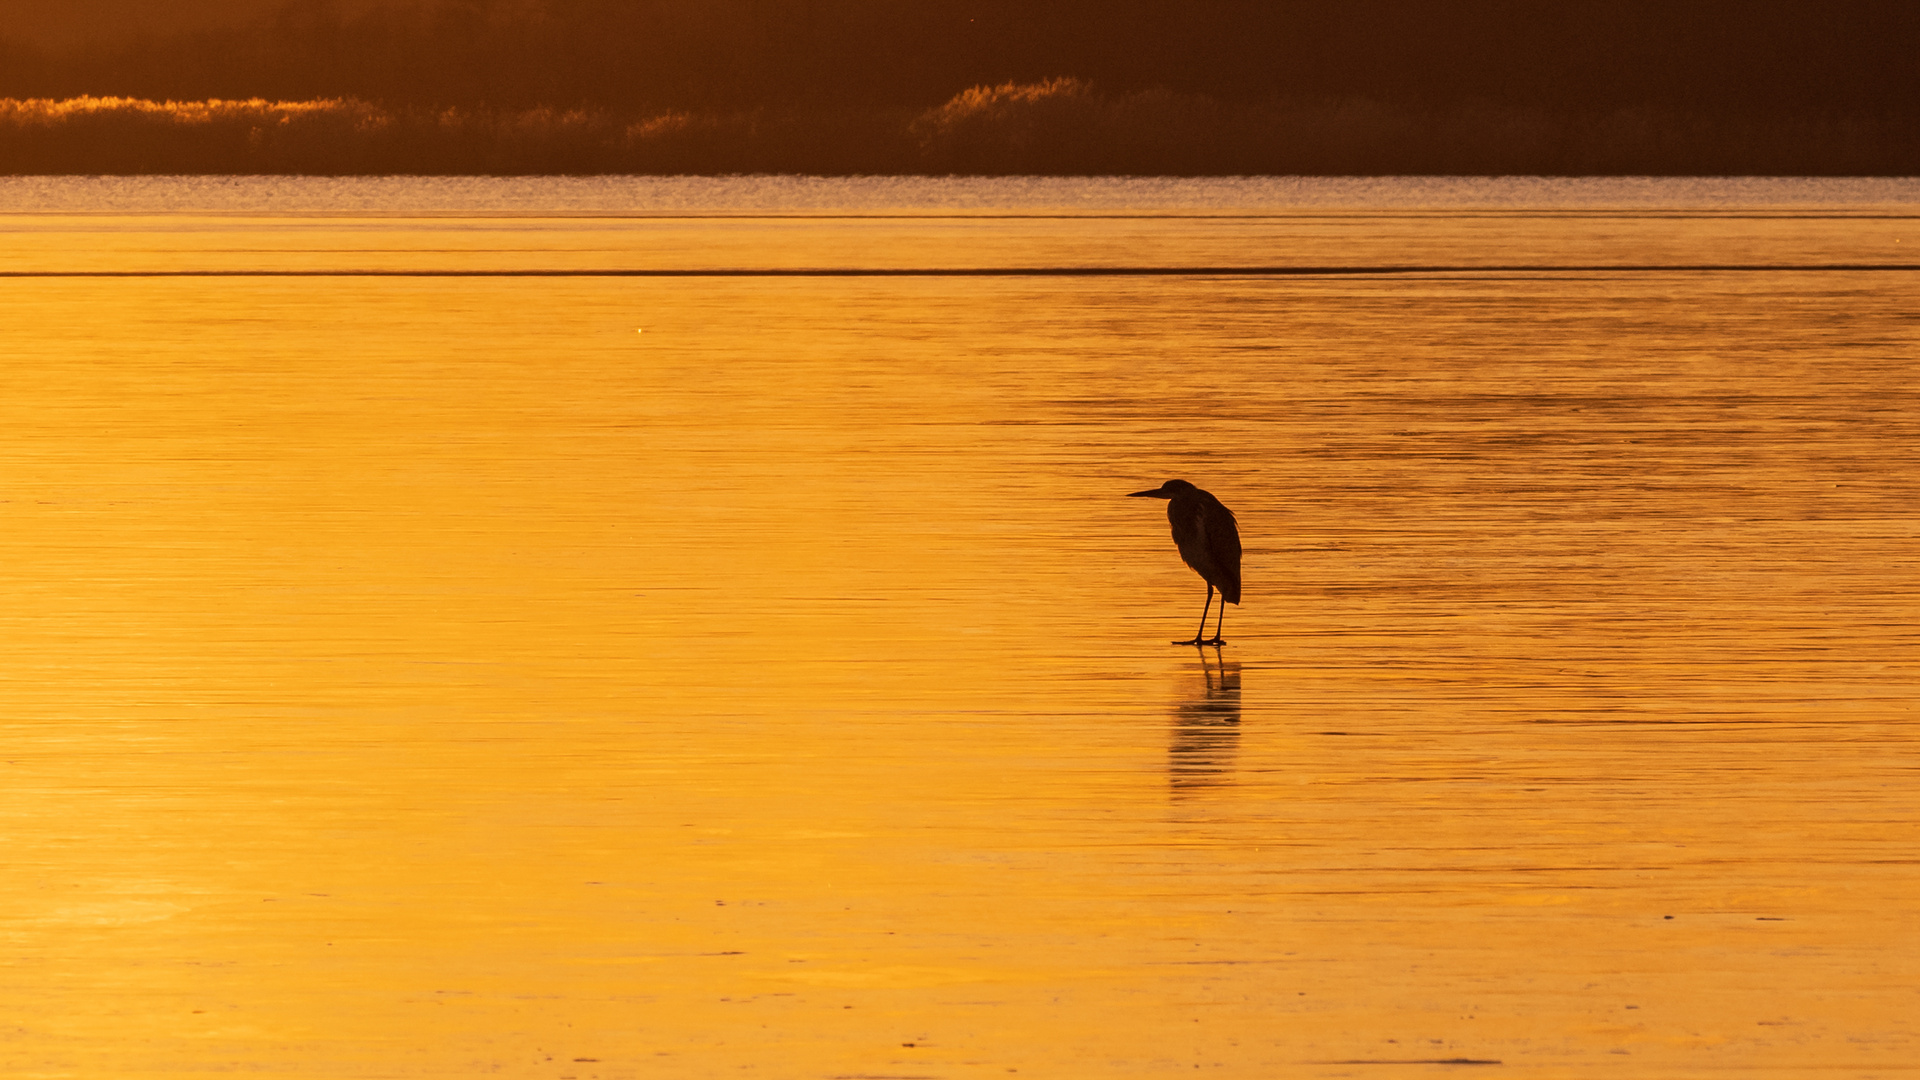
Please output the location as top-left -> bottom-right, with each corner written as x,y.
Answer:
2,177 -> 1917,1078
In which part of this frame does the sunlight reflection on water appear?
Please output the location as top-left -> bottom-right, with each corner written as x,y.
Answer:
3,173 -> 1920,213
0,178 -> 1916,1077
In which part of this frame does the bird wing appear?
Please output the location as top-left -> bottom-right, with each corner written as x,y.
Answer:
1205,501 -> 1242,604
1169,493 -> 1244,604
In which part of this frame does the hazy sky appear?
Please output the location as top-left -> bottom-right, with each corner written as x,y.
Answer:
11,2 -> 233,46
7,0 -> 378,47
4,0 -> 1915,123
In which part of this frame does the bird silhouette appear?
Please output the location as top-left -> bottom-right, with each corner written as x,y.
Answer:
1128,479 -> 1242,646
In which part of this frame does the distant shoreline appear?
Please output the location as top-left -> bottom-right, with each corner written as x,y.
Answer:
6,85 -> 1919,178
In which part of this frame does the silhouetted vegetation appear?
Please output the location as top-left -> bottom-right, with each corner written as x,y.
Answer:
1,0 -> 1916,174
5,85 -> 1919,176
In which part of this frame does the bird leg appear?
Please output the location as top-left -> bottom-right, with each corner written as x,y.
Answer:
1175,584 -> 1215,646
1203,596 -> 1226,647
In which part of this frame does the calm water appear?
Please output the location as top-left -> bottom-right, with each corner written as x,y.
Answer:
2,177 -> 1918,1078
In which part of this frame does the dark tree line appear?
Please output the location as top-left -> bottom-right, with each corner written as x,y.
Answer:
3,0 -> 1917,174
3,0 -> 1916,118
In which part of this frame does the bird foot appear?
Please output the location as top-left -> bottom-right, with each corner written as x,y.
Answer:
1173,638 -> 1226,647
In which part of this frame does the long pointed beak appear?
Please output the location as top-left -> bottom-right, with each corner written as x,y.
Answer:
1128,488 -> 1169,498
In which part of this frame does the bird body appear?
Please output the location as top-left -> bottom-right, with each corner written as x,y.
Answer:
1128,479 -> 1242,645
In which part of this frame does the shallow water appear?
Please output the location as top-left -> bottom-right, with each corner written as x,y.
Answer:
1,177 -> 1917,1078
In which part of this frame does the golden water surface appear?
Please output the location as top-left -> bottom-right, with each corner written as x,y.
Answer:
2,183 -> 1917,1078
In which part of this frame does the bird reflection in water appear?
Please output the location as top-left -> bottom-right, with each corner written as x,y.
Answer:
1169,646 -> 1242,795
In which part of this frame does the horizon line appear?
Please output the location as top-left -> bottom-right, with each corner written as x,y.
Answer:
4,264 -> 1919,278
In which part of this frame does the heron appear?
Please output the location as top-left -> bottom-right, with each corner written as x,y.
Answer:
1128,479 -> 1242,646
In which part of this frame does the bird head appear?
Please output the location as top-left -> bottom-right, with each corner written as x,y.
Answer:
1127,479 -> 1197,499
